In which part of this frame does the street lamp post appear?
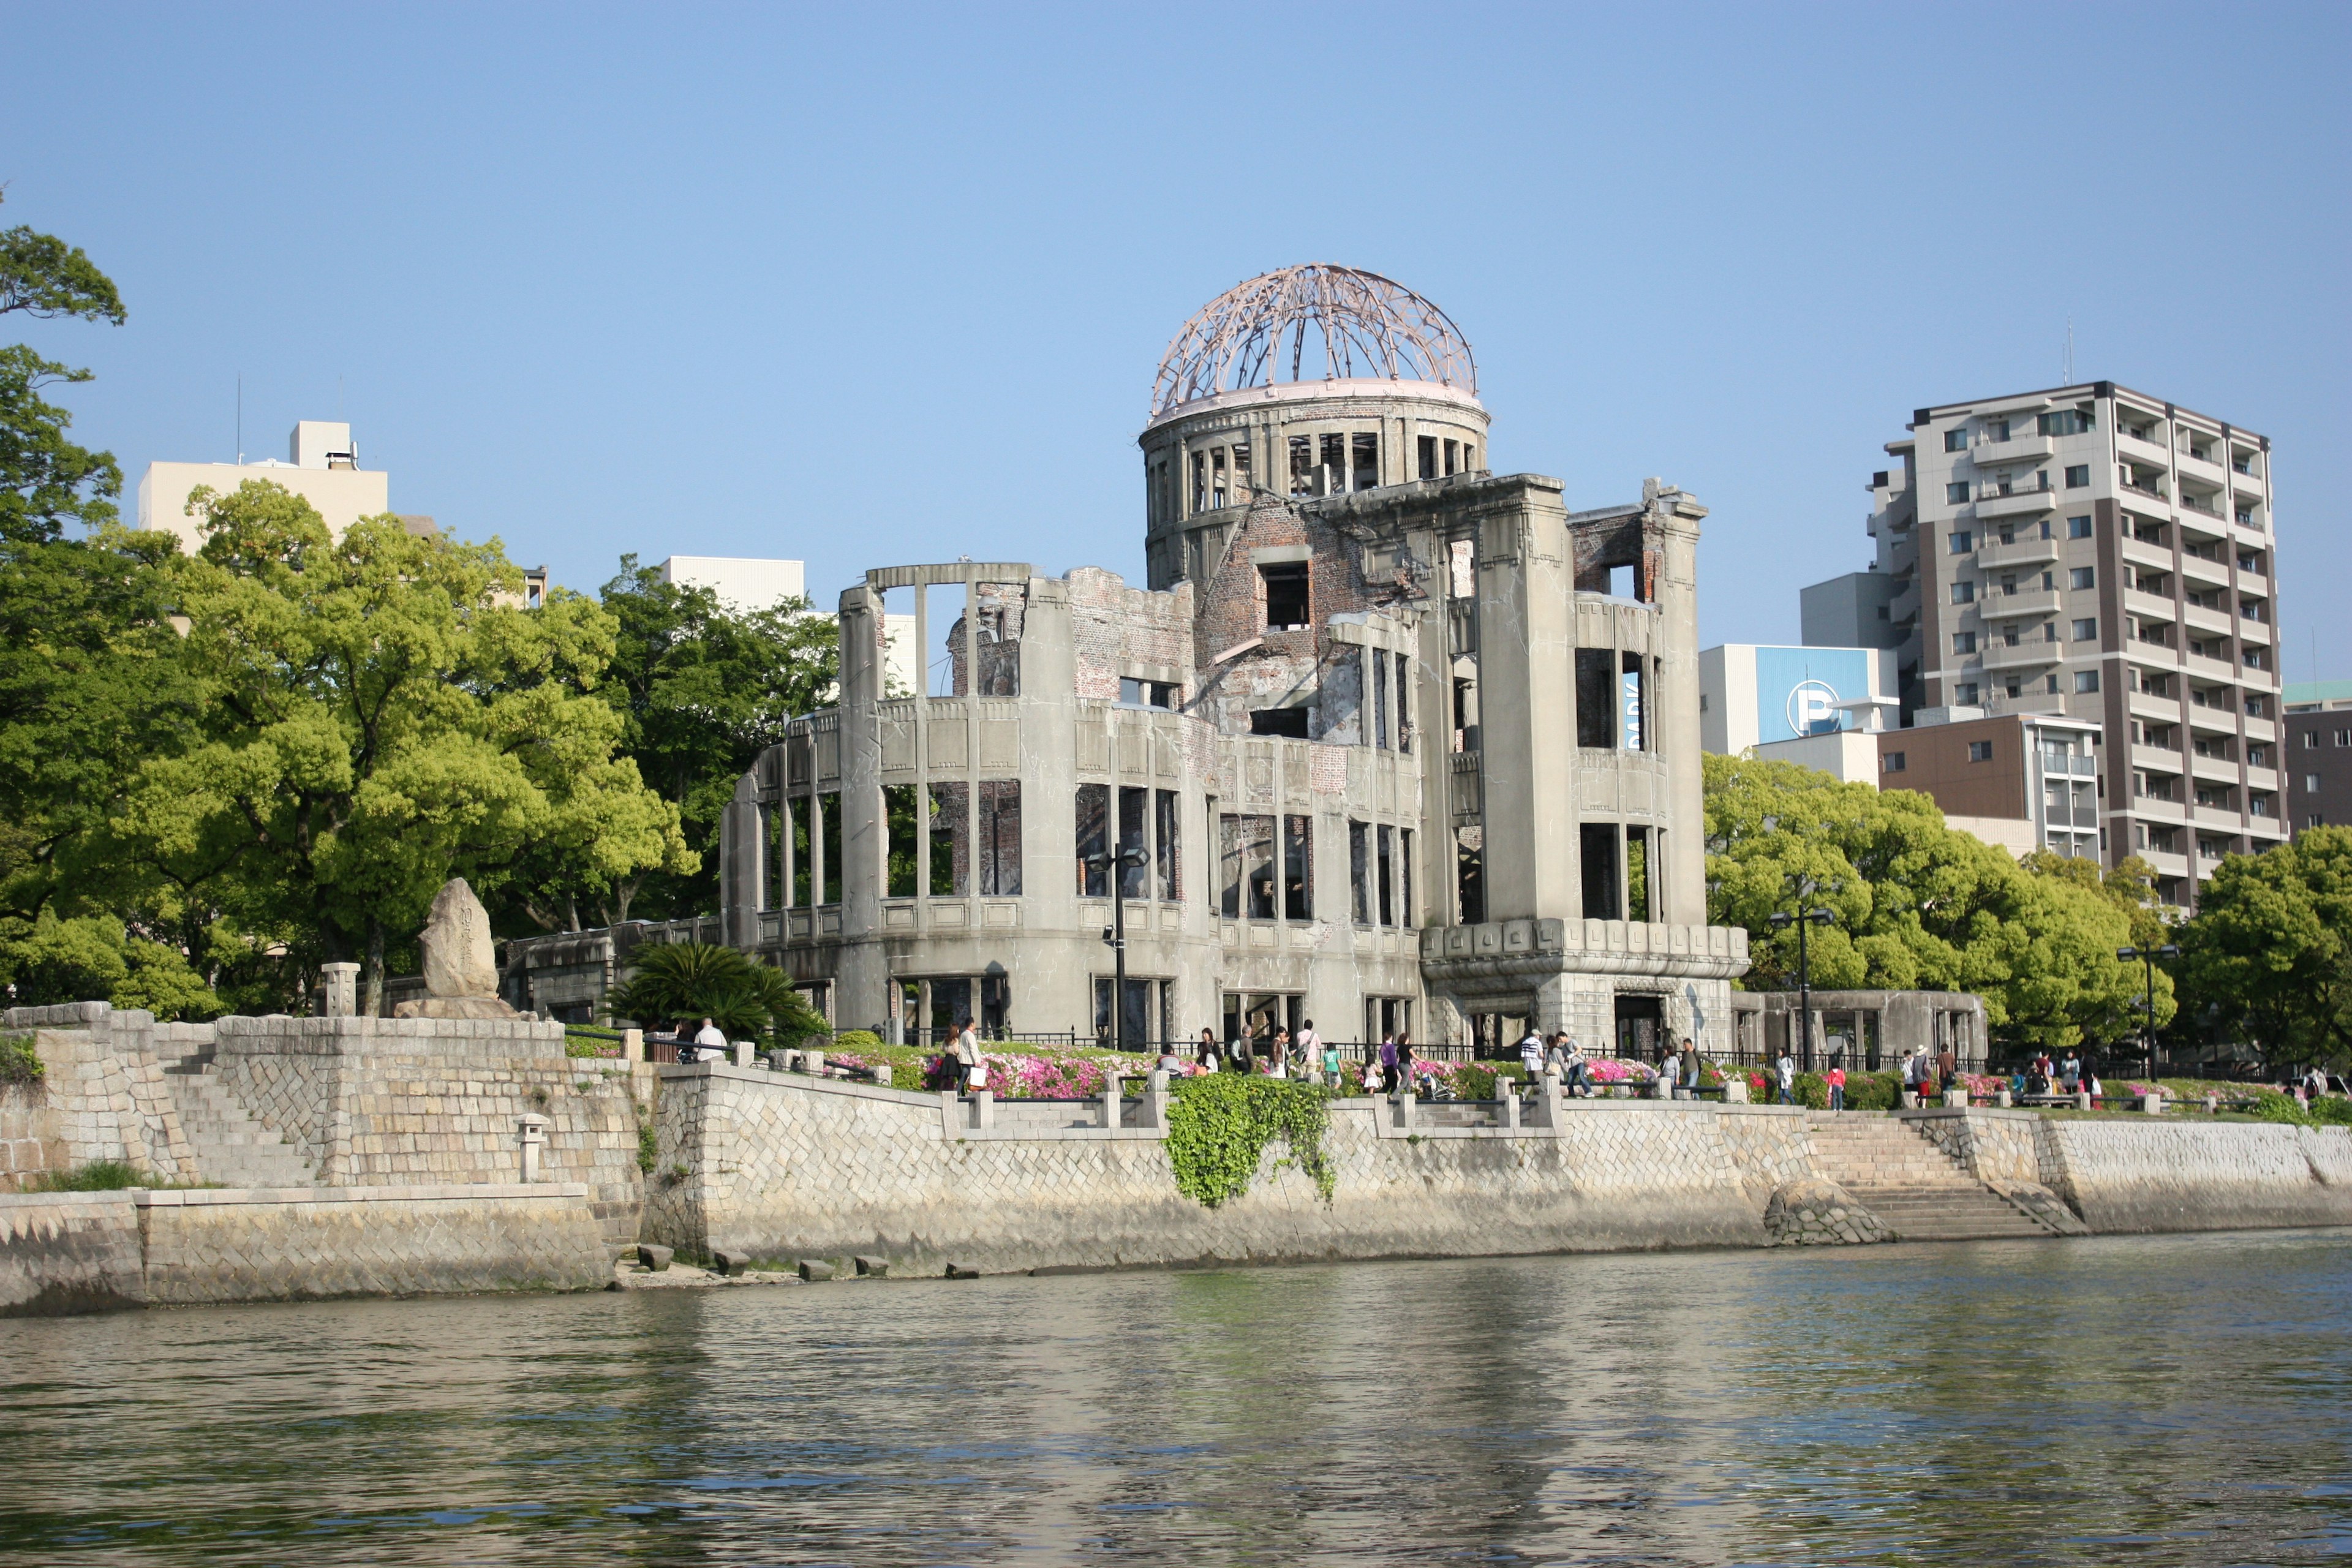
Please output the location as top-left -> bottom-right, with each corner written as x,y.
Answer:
1768,904 -> 1838,1071
1087,846 -> 1150,1055
2116,943 -> 2180,1080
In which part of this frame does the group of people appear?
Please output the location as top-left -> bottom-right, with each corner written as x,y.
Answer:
1185,1022 -> 1354,1087
646,1017 -> 731,1065
2016,1049 -> 2098,1100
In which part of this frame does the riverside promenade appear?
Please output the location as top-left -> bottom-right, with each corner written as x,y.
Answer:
3,1003 -> 2348,1313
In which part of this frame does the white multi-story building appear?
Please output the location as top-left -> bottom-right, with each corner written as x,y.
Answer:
1805,381 -> 2285,907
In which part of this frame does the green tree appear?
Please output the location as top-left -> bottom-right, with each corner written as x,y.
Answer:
1704,754 -> 2149,1052
2177,827 -> 2352,1068
1,200 -> 127,546
581,556 -> 838,923
0,910 -> 217,1019
110,481 -> 695,1012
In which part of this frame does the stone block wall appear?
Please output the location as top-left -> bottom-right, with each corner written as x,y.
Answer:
2037,1119 -> 2352,1232
644,1066 -> 1847,1273
0,1003 -> 197,1188
0,1184 -> 611,1316
209,1015 -> 646,1237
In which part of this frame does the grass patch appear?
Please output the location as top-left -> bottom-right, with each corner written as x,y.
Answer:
0,1031 -> 43,1086
24,1161 -> 215,1192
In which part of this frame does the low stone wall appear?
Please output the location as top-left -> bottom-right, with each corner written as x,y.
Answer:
2039,1119 -> 2352,1233
0,1183 -> 612,1316
646,1067 -> 1818,1273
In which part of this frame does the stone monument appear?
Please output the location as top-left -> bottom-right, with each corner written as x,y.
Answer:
393,878 -> 520,1020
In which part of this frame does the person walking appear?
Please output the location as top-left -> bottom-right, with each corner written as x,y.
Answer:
1679,1036 -> 1702,1094
1270,1027 -> 1292,1079
1322,1035 -> 1341,1089
1774,1044 -> 1796,1106
951,1017 -> 982,1091
1378,1034 -> 1400,1095
1825,1054 -> 1847,1112
1295,1017 -> 1321,1082
1195,1028 -> 1220,1074
1398,1038 -> 1420,1094
1561,1035 -> 1591,1098
1937,1043 -> 1958,1098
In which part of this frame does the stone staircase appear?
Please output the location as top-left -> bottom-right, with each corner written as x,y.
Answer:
165,1065 -> 318,1189
1804,1113 -> 2065,1241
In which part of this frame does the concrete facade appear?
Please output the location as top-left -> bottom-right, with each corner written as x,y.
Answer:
533,269 -> 1758,1056
1809,383 -> 2286,906
2282,682 -> 2352,836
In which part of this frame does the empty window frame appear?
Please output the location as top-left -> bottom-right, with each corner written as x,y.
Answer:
1076,782 -> 1108,897
1455,824 -> 1485,925
1319,433 -> 1346,491
1155,788 -> 1180,900
976,780 -> 1021,895
1417,434 -> 1438,480
820,791 -> 843,905
1376,824 -> 1396,925
1580,823 -> 1621,921
1395,652 -> 1412,753
1261,562 -> 1310,630
1398,829 -> 1414,926
1219,813 -> 1276,920
1372,650 -> 1390,748
1289,435 -> 1315,497
929,782 -> 964,896
1118,677 -> 1179,709
1350,820 -> 1372,924
883,784 -> 919,899
1283,815 -> 1312,921
1250,706 -> 1311,738
1118,785 -> 1148,899
1625,827 -> 1651,922
1351,432 -> 1380,491
1575,649 -> 1615,748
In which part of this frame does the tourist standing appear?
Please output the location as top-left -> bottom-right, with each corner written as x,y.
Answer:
2059,1051 -> 2081,1095
1561,1035 -> 1591,1097
1825,1055 -> 1847,1111
1520,1027 -> 1547,1084
1679,1036 -> 1701,1093
1322,1036 -> 1341,1088
1270,1028 -> 1291,1079
1398,1037 -> 1420,1093
692,1017 -> 727,1065
1937,1044 -> 1958,1098
1295,1018 -> 1321,1082
1196,1028 -> 1219,1074
1378,1034 -> 1400,1094
1774,1045 -> 1796,1106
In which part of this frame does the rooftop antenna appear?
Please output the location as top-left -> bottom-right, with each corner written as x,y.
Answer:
2063,317 -> 2074,384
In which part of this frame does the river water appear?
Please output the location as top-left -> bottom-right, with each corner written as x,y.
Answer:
2,1230 -> 2348,1566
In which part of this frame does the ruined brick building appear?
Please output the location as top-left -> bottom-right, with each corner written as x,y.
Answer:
518,265 -> 1750,1054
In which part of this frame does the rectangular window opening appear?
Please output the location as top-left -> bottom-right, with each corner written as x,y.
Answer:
1075,783 -> 1107,897
1283,815 -> 1311,921
1350,820 -> 1371,925
884,783 -> 919,899
1580,823 -> 1621,921
977,780 -> 1020,895
1261,562 -> 1311,630
1155,789 -> 1180,900
1118,785 -> 1148,900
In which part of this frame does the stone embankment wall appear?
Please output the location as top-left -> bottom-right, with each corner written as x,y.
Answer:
0,1184 -> 611,1316
648,1069 -> 2352,1274
1,1004 -> 651,1243
646,1067 -> 1828,1273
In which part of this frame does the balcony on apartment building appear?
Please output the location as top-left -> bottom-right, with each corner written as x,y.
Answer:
1976,534 -> 2062,571
1972,474 -> 2061,518
1981,582 -> 2064,618
1970,434 -> 2057,467
1981,633 -> 2064,671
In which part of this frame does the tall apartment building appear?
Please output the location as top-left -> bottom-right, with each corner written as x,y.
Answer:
1807,382 -> 2284,906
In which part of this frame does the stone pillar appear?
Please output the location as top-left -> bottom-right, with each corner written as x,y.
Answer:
516,1112 -> 548,1182
718,772 -> 763,949
1100,1075 -> 1122,1131
621,1028 -> 643,1061
320,962 -> 360,1018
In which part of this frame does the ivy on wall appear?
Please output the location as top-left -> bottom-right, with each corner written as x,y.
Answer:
1164,1076 -> 1336,1207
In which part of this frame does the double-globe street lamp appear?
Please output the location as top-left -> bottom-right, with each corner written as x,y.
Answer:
2116,943 -> 2180,1080
1085,846 -> 1150,1055
1768,904 -> 1838,1071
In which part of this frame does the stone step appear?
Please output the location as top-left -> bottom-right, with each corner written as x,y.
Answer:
167,1071 -> 318,1188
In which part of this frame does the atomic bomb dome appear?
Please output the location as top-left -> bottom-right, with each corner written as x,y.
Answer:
1139,265 -> 1493,591
1148,263 -> 1479,421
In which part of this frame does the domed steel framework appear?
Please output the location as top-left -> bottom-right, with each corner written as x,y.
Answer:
1150,264 -> 1477,420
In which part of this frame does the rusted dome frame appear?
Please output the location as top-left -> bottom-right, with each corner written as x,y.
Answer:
1150,264 -> 1478,419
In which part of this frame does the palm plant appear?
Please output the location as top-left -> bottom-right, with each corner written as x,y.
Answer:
602,943 -> 827,1044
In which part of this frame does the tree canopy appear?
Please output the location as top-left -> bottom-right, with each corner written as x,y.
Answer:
107,481 -> 693,1011
1703,753 -> 2162,1052
2177,826 -> 2352,1068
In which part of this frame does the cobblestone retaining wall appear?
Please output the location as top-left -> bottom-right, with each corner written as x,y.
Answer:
646,1068 -> 1811,1273
2038,1119 -> 2352,1232
0,1184 -> 611,1316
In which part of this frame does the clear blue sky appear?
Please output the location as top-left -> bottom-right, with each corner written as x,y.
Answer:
7,4 -> 2347,678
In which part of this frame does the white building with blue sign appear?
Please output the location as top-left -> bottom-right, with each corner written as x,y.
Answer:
1699,644 -> 1900,782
